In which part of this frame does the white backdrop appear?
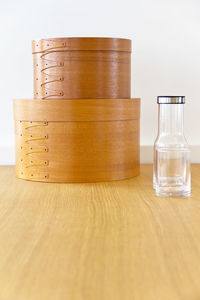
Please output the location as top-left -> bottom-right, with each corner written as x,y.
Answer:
0,0 -> 200,164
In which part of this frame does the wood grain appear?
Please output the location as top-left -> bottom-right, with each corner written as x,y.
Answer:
0,164 -> 200,300
32,37 -> 131,99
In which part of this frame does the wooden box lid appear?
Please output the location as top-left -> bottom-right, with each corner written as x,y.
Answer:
32,37 -> 132,53
13,98 -> 140,122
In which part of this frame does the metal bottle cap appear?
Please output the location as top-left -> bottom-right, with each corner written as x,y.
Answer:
157,96 -> 185,104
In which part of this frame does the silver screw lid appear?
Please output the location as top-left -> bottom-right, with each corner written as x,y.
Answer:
157,96 -> 185,104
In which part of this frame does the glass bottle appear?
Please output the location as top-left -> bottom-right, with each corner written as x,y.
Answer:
153,96 -> 191,197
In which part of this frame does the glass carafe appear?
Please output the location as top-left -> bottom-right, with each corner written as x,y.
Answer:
153,96 -> 191,197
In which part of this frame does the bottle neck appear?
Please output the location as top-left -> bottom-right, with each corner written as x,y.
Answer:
158,104 -> 184,135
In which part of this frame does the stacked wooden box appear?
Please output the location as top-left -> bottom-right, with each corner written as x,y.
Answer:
14,37 -> 140,182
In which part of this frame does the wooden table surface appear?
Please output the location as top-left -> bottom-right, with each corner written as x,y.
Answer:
0,165 -> 200,300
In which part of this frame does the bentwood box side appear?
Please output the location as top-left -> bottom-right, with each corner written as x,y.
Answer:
14,98 -> 140,183
32,37 -> 131,100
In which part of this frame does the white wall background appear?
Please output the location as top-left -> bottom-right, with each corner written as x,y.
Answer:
0,0 -> 200,164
